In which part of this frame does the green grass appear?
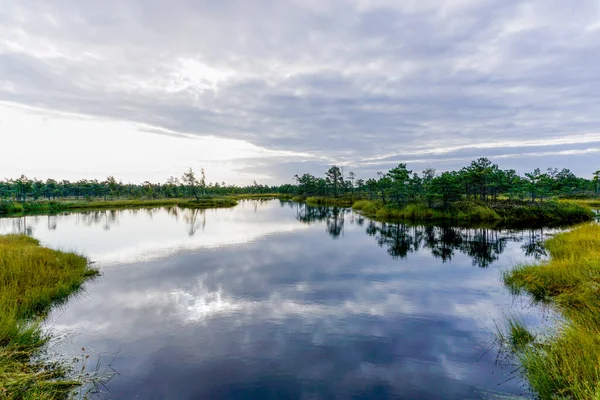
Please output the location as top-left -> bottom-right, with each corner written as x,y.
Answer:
353,200 -> 503,221
560,199 -> 600,209
502,223 -> 600,399
305,196 -> 354,207
291,195 -> 306,203
232,193 -> 293,200
0,197 -> 239,217
0,234 -> 99,399
351,199 -> 593,224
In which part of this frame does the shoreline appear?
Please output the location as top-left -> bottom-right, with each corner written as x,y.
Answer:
0,194 -> 296,218
0,235 -> 99,398
0,197 -> 238,218
292,196 -> 595,225
502,223 -> 600,399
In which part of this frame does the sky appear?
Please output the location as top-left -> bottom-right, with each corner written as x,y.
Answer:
1,0 -> 599,185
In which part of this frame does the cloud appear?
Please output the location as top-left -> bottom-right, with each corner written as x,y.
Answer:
1,0 -> 599,182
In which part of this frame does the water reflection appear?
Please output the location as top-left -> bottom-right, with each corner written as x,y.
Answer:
1,204 -> 553,271
0,201 -> 553,399
295,204 -> 550,268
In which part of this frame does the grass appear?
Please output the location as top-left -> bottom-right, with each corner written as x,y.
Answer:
0,197 -> 239,217
291,195 -> 306,203
351,199 -> 593,224
232,193 -> 293,200
0,234 -> 99,399
305,196 -> 354,207
560,199 -> 600,209
502,223 -> 600,399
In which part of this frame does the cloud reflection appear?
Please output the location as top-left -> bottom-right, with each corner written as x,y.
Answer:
25,201 -> 550,398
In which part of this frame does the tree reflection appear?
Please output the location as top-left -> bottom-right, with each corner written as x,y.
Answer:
295,204 -> 349,239
521,229 -> 548,260
182,208 -> 206,237
375,223 -> 415,259
294,203 -> 551,268
366,222 -> 546,267
0,202 -> 556,268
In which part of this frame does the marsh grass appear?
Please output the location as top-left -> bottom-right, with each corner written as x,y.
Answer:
305,196 -> 355,207
351,200 -> 593,224
559,199 -> 600,209
502,223 -> 600,399
291,195 -> 307,203
232,193 -> 293,200
0,234 -> 99,399
0,197 -> 238,217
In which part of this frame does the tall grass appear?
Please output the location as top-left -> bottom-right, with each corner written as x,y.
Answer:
560,199 -> 600,209
502,223 -> 600,399
0,235 -> 98,399
351,200 -> 593,224
232,193 -> 293,200
305,196 -> 354,207
0,197 -> 238,217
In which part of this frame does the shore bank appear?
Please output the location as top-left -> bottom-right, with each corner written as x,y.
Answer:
503,223 -> 600,399
0,197 -> 239,217
0,235 -> 99,399
351,199 -> 594,224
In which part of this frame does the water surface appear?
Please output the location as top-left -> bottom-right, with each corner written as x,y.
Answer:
0,200 -> 551,399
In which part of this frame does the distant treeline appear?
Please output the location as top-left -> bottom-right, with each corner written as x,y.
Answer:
1,159 -> 599,205
292,158 -> 600,207
0,168 -> 294,202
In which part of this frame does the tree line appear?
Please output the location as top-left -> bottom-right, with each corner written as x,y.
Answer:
2,159 -> 599,205
0,168 -> 293,202
293,158 -> 600,208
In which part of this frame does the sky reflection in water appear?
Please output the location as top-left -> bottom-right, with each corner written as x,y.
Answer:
0,200 -> 552,399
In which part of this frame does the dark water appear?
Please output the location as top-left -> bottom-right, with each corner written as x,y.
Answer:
0,200 -> 553,399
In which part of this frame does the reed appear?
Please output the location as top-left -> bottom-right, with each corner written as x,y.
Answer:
502,223 -> 600,399
0,234 -> 98,399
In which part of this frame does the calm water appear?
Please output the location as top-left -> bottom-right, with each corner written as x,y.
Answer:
0,200 -> 553,399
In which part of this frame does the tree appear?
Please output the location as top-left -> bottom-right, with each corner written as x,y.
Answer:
182,168 -> 201,200
142,181 -> 154,198
594,170 -> 600,194
460,158 -> 496,201
13,175 -> 32,202
294,173 -> 317,196
366,178 -> 378,199
524,168 -> 549,203
387,163 -> 412,206
199,167 -> 207,196
31,179 -> 44,200
348,171 -> 356,197
325,166 -> 343,197
44,179 -> 58,199
106,176 -> 118,199
422,168 -> 436,207
376,172 -> 392,204
430,172 -> 462,209
355,178 -> 365,196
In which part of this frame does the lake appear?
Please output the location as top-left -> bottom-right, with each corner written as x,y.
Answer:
0,200 -> 552,399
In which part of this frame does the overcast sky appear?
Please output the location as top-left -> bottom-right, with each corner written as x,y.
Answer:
1,0 -> 599,184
